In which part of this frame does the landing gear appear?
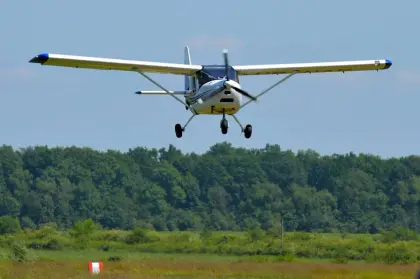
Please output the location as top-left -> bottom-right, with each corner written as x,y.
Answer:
220,110 -> 228,134
244,124 -> 252,139
135,67 -> 299,141
175,124 -> 183,138
220,119 -> 228,134
232,115 -> 252,139
175,114 -> 196,138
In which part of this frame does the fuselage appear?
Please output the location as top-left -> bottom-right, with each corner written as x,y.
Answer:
185,65 -> 243,115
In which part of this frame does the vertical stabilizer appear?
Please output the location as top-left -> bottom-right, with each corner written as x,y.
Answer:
184,46 -> 195,91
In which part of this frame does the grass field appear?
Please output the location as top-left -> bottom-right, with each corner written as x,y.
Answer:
1,223 -> 420,278
0,251 -> 419,279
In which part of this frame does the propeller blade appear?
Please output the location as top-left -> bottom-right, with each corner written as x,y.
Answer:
223,49 -> 229,80
222,49 -> 258,102
223,80 -> 258,101
231,85 -> 258,101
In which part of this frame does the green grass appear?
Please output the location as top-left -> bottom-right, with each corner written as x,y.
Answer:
0,252 -> 418,279
1,223 -> 420,265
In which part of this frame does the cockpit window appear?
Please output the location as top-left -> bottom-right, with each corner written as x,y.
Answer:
197,71 -> 217,86
196,66 -> 237,87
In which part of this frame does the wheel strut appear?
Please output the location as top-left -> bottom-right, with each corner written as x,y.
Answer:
175,114 -> 196,138
231,114 -> 252,139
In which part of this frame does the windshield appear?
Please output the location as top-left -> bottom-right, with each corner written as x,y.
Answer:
197,66 -> 237,87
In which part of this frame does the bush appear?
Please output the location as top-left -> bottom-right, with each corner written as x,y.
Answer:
200,229 -> 212,239
27,242 -> 43,249
10,241 -> 29,262
247,229 -> 265,242
267,227 -> 282,238
34,223 -> 58,239
20,216 -> 36,229
69,219 -> 98,238
381,243 -> 417,265
43,238 -> 63,250
0,216 -> 21,235
1,226 -> 420,265
125,228 -> 152,244
95,229 -> 127,242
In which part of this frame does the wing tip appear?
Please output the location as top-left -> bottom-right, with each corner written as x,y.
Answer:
384,59 -> 392,69
29,53 -> 49,64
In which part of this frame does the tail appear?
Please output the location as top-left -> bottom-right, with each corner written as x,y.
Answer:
184,46 -> 195,92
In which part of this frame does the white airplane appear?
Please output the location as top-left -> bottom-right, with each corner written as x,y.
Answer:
29,47 -> 392,139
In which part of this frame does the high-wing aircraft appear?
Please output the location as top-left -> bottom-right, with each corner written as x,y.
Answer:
29,47 -> 392,139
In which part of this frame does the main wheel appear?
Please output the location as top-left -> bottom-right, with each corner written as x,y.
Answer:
244,124 -> 252,139
175,124 -> 183,138
220,119 -> 228,134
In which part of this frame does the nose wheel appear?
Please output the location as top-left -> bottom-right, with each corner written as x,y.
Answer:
220,119 -> 228,134
220,109 -> 229,134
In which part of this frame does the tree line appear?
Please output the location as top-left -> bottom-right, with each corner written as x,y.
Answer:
0,143 -> 420,233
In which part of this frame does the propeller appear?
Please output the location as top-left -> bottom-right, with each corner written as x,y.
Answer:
223,49 -> 230,81
222,49 -> 258,102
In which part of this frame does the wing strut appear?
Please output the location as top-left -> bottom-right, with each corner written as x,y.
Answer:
240,72 -> 298,109
136,70 -> 189,108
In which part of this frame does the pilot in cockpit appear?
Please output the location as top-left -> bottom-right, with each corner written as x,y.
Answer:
197,71 -> 217,87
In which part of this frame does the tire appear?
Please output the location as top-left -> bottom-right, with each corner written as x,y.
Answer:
175,124 -> 183,138
244,124 -> 252,138
221,119 -> 228,134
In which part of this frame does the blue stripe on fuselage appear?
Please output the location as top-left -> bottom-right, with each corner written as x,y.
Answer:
188,86 -> 225,104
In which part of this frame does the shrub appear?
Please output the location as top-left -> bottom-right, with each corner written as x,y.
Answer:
0,216 -> 21,235
10,241 -> 29,262
381,243 -> 417,265
125,228 -> 152,244
43,238 -> 63,250
247,229 -> 265,242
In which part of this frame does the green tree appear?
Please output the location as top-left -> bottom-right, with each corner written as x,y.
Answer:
0,216 -> 21,234
0,143 -> 419,233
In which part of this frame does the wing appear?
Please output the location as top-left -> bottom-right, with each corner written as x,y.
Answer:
233,59 -> 392,75
29,53 -> 202,75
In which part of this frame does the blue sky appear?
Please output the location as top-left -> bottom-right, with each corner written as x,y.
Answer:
0,0 -> 418,157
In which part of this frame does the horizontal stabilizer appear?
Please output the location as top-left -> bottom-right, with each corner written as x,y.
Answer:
135,90 -> 188,95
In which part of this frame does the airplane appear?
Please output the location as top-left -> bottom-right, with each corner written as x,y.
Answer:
29,47 -> 392,139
